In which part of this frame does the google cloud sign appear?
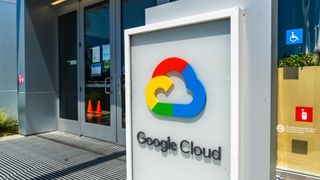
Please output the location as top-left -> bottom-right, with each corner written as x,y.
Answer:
139,57 -> 221,160
145,57 -> 207,118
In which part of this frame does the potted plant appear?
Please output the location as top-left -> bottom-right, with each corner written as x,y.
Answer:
278,53 -> 318,67
278,53 -> 319,79
0,110 -> 17,137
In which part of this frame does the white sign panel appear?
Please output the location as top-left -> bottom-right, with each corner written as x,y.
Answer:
125,8 -> 240,180
92,46 -> 100,63
91,63 -> 101,76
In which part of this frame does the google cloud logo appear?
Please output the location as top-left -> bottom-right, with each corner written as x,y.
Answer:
145,57 -> 206,118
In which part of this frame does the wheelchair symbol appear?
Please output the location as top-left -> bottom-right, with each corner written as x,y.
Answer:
286,29 -> 303,45
289,32 -> 299,43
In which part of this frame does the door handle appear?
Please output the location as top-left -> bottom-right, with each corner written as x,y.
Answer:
105,77 -> 112,94
117,77 -> 121,95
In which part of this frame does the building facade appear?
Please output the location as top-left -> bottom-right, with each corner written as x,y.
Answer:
0,0 -> 17,117
0,0 -> 317,179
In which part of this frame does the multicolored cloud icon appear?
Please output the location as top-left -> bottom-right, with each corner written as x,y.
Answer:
146,57 -> 206,118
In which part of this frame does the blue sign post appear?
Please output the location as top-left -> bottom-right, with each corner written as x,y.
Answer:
286,28 -> 303,45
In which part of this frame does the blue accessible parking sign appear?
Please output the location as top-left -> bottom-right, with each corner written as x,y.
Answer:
286,28 -> 303,45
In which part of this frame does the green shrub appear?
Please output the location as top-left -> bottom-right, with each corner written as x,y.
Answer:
278,53 -> 320,67
0,110 -> 17,137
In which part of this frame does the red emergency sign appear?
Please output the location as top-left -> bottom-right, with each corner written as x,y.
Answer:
295,106 -> 313,123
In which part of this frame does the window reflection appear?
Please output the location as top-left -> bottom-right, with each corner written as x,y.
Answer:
84,1 -> 111,126
120,0 -> 157,128
277,0 -> 320,177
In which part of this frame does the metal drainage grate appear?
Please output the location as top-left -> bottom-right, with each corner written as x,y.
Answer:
0,132 -> 126,180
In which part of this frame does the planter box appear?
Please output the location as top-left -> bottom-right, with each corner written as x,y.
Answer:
277,66 -> 320,176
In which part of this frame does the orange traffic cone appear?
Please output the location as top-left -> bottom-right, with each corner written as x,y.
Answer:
96,99 -> 102,114
87,99 -> 93,113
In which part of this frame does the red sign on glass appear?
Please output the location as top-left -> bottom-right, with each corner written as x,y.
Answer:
295,106 -> 313,123
18,74 -> 24,85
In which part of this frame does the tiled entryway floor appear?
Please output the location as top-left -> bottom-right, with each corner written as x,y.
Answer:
0,132 -> 126,180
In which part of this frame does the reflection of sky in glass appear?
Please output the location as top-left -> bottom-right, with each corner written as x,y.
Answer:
120,0 -> 157,72
121,0 -> 156,29
278,0 -> 320,59
85,3 -> 109,46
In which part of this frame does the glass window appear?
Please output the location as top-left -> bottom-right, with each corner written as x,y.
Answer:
59,11 -> 78,120
84,1 -> 111,126
277,0 -> 320,178
120,0 -> 158,128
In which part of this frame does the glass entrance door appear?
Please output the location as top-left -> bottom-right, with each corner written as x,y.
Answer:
58,7 -> 81,135
80,0 -> 117,142
58,0 -> 158,144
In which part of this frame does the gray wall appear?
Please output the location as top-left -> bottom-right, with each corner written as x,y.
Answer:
0,0 -> 17,117
146,1 -> 276,180
18,0 -> 58,135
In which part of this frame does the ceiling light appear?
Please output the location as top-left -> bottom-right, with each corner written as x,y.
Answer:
51,0 -> 65,5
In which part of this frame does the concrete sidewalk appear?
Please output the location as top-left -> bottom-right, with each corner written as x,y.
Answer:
0,132 -> 126,180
